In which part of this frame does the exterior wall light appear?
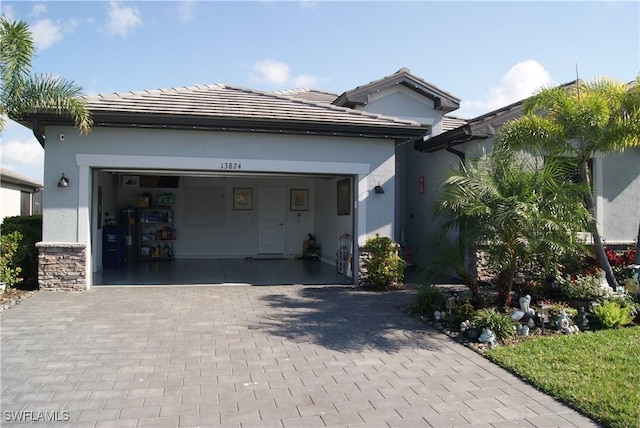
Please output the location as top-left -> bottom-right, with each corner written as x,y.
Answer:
58,173 -> 69,188
374,185 -> 385,194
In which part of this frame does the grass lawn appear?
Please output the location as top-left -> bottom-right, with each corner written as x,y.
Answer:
484,326 -> 640,428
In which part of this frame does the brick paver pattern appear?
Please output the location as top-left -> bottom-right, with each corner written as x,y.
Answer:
0,285 -> 599,427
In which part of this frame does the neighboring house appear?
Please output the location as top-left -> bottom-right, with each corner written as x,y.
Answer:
0,167 -> 42,222
413,86 -> 640,264
13,68 -> 639,289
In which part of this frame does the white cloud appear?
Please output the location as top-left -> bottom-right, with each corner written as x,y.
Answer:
104,0 -> 142,37
250,59 -> 325,89
0,130 -> 45,184
251,59 -> 290,86
30,19 -> 64,50
460,60 -> 554,118
30,4 -> 47,18
178,0 -> 196,23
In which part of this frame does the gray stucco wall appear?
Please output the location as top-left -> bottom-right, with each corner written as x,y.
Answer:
43,125 -> 396,268
353,85 -> 446,246
601,148 -> 640,243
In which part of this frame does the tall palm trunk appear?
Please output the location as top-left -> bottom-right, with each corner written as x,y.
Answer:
581,157 -> 618,288
461,246 -> 486,308
497,251 -> 518,310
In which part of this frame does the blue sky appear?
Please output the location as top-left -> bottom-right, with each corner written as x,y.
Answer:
1,0 -> 639,183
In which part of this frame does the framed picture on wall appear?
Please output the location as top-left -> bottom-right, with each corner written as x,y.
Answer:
290,189 -> 309,211
337,178 -> 350,215
233,187 -> 253,210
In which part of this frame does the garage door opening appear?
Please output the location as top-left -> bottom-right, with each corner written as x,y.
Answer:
91,170 -> 356,286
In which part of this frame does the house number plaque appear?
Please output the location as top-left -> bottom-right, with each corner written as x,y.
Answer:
220,162 -> 242,170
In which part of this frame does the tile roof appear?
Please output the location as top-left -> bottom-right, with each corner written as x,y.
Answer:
271,88 -> 338,104
80,84 -> 425,138
333,68 -> 461,112
442,116 -> 468,132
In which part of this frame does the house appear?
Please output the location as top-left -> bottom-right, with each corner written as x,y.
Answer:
15,69 -> 638,290
0,167 -> 42,222
413,86 -> 640,264
18,79 -> 428,290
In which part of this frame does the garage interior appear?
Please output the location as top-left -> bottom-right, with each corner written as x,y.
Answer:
92,170 -> 355,286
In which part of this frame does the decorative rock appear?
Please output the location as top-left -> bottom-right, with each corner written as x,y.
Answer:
556,310 -> 580,334
577,307 -> 589,329
478,328 -> 497,346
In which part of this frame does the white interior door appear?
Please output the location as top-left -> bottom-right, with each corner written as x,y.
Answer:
258,186 -> 286,254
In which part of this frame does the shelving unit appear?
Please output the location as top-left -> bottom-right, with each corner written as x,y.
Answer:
138,207 -> 175,261
336,233 -> 352,277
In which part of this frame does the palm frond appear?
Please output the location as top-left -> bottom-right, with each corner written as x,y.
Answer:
12,74 -> 93,134
0,18 -> 33,97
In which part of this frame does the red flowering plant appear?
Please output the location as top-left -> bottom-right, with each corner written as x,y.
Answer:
604,246 -> 637,285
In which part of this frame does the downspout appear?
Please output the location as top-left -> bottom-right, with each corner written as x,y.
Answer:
445,140 -> 465,163
32,118 -> 45,147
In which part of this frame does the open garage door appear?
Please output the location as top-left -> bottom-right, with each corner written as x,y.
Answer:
91,169 -> 356,287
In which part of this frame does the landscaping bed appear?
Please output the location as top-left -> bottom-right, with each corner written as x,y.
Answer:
0,288 -> 36,312
403,280 -> 640,428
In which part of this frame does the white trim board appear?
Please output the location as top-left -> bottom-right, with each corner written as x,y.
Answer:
76,154 -> 370,175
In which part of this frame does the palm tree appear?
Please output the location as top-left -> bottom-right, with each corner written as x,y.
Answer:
0,17 -> 92,134
437,149 -> 591,309
497,77 -> 640,288
417,229 -> 486,308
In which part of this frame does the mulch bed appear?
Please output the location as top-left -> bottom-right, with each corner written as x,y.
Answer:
0,287 -> 37,312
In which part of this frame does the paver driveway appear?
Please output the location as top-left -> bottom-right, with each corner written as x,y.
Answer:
1,285 -> 598,427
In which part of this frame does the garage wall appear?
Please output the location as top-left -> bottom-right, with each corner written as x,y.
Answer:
112,175 -> 317,258
43,125 -> 396,266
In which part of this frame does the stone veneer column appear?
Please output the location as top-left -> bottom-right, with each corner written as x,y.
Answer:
36,242 -> 88,291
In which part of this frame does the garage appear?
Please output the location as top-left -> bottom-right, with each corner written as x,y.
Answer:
29,83 -> 426,290
92,170 -> 357,286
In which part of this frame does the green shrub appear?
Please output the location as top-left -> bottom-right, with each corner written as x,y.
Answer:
362,235 -> 406,289
1,215 -> 42,283
557,273 -> 609,300
1,231 -> 23,288
453,298 -> 478,325
594,300 -> 634,329
471,308 -> 515,342
412,285 -> 445,317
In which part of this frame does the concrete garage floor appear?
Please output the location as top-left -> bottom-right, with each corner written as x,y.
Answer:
93,258 -> 353,287
0,285 -> 598,427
